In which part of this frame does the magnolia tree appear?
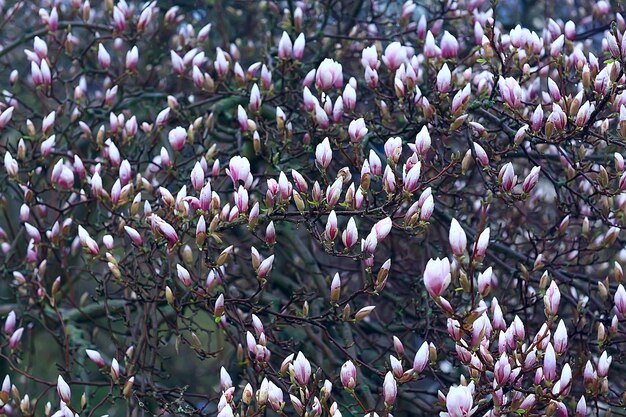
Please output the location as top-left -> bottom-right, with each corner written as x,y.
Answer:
2,0 -> 626,416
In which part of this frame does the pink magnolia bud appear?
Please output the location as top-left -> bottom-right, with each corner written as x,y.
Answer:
86,349 -> 106,368
342,218 -> 358,248
95,44 -> 111,70
382,166 -> 396,193
314,103 -> 329,129
265,221 -> 276,245
343,84 -> 357,111
330,272 -> 341,302
0,106 -> 14,129
200,182 -> 212,211
477,267 -> 492,295
57,375 -> 71,404
227,156 -> 250,186
256,254 -> 274,279
382,42 -> 407,71
384,137 -> 402,163
420,194 -> 434,220
494,353 -> 511,385
564,20 -> 576,40
331,97 -> 344,124
8,326 -> 23,348
293,352 -> 311,385
325,211 -> 338,241
214,48 -> 229,77
543,343 -> 557,381
277,171 -> 291,201
423,257 -> 451,297
156,107 -> 170,127
361,45 -> 379,69
214,293 -> 225,317
531,105 -> 544,131
124,226 -> 142,246
236,105 -> 249,132
474,228 -> 489,257
219,367 -> 232,391
125,46 -> 139,71
4,310 -> 16,334
402,162 -> 421,193
436,64 -> 452,93
451,84 -> 471,114
391,336 -> 404,357
315,138 -> 332,169
441,31 -> 459,58
548,78 -> 561,102
113,5 -> 126,31
449,218 -> 467,256
522,166 -> 541,193
235,185 -> 249,213
575,101 -> 593,126
104,139 -> 120,166
373,217 -> 392,242
293,33 -> 305,60
550,34 -> 564,57
53,163 -> 75,190
361,60 -> 379,87
417,15 -> 427,39
31,61 -> 43,85
40,109 -> 55,134
118,160 -> 131,186
446,318 -> 463,340
348,118 -> 368,143
444,383 -> 475,417
77,225 -> 99,255
33,36 -> 48,59
498,77 -> 522,108
176,264 -> 192,287
4,151 -> 18,176
553,364 -> 572,396
315,58 -> 343,91
278,32 -> 293,59
544,280 -> 561,316
249,83 -> 261,112
190,162 -> 205,191
413,341 -> 429,373
382,371 -> 397,405
424,31 -> 441,58
415,126 -> 431,155
583,360 -> 596,385
368,150 -> 382,176
597,351 -> 611,377
519,394 -> 536,411
470,142 -> 488,166
499,162 -> 516,191
554,320 -> 568,353
268,381 -> 284,411
168,126 -> 187,151
291,169 -> 308,193
615,284 -> 626,318
170,50 -> 185,74
341,360 -> 357,389
39,59 -> 51,85
576,396 -> 586,417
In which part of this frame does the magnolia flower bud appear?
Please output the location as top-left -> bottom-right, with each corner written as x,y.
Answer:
382,371 -> 397,406
316,138 -> 332,169
413,341 -> 429,373
449,218 -> 467,256
423,257 -> 451,298
341,360 -> 356,389
57,375 -> 71,404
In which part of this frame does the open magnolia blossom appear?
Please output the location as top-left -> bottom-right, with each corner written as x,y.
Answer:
0,0 -> 626,416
